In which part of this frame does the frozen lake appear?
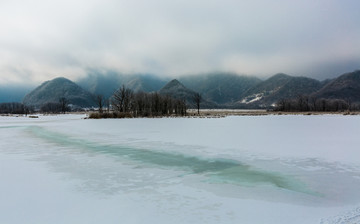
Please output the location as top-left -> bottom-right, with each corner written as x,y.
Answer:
1,114 -> 360,223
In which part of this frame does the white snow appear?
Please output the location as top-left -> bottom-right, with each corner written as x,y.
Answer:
241,93 -> 264,104
1,114 -> 360,224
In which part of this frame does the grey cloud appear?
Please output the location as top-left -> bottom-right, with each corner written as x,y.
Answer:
0,0 -> 359,84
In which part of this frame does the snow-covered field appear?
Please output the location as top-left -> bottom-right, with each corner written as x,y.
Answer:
1,114 -> 360,224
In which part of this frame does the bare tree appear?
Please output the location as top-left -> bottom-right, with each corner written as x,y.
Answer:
0,102 -> 27,114
276,99 -> 286,111
346,98 -> 352,111
275,96 -> 354,112
59,97 -> 69,114
112,85 -> 133,113
192,92 -> 202,115
96,94 -> 105,113
105,98 -> 110,113
91,88 -> 189,118
308,96 -> 317,111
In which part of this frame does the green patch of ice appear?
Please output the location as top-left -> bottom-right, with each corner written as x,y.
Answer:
27,125 -> 319,195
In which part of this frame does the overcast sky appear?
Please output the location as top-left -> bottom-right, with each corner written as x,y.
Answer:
1,0 -> 359,84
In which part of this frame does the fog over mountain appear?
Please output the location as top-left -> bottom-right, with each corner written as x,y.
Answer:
0,84 -> 35,103
1,1 -> 359,106
1,0 -> 360,84
76,71 -> 168,99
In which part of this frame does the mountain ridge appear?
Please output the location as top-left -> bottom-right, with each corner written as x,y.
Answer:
179,72 -> 261,104
313,70 -> 360,103
23,77 -> 96,108
237,74 -> 324,108
2,70 -> 359,109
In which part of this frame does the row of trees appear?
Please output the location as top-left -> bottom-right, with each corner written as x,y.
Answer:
193,92 -> 202,115
275,95 -> 359,112
1,85 -> 201,116
0,98 -> 70,115
93,85 -> 188,118
0,102 -> 32,115
40,97 -> 70,114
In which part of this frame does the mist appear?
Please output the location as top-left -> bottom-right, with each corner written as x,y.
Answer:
1,0 -> 359,84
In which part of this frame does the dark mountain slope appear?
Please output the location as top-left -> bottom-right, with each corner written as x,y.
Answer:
23,77 -> 95,107
179,72 -> 261,104
159,79 -> 217,108
238,74 -> 323,107
314,70 -> 360,103
159,79 -> 196,100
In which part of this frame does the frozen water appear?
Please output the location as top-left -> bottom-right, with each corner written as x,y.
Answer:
1,114 -> 360,223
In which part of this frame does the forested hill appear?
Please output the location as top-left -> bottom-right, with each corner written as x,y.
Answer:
314,70 -> 360,102
23,77 -> 96,108
1,70 -> 359,109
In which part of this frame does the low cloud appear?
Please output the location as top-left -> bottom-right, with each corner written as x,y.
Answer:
0,0 -> 359,84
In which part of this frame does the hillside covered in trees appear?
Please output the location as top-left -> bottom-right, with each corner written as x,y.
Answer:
1,70 -> 360,114
274,71 -> 360,112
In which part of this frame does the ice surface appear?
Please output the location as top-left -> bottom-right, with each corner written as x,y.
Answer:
1,114 -> 360,223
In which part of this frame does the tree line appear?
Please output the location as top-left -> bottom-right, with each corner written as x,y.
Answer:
275,95 -> 360,112
0,98 -> 71,115
40,97 -> 70,114
0,102 -> 32,115
91,85 -> 188,118
1,85 -> 202,116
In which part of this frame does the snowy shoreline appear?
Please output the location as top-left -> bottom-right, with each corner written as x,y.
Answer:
2,109 -> 360,120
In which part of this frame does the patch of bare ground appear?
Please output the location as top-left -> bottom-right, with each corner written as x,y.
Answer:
186,109 -> 360,117
85,109 -> 360,119
186,109 -> 268,117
